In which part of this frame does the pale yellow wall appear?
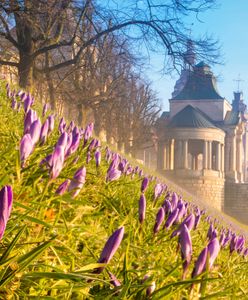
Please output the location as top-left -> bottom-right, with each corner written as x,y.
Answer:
169,99 -> 232,121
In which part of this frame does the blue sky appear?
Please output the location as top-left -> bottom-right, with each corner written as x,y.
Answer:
147,0 -> 248,111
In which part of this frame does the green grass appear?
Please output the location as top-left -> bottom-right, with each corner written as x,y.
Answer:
0,81 -> 248,299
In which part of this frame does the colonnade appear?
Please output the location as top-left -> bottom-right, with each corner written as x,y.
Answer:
158,139 -> 225,172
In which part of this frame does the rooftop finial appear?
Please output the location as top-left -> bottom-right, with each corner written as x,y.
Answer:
233,74 -> 244,92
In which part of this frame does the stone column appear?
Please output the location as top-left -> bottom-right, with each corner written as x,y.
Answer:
230,134 -> 236,172
221,144 -> 225,172
163,145 -> 167,170
216,142 -> 221,171
182,140 -> 188,169
236,135 -> 243,182
166,140 -> 171,170
208,141 -> 212,169
177,140 -> 183,169
203,140 -> 208,169
170,139 -> 175,170
195,154 -> 199,170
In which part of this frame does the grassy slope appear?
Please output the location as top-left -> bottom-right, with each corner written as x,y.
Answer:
0,82 -> 248,299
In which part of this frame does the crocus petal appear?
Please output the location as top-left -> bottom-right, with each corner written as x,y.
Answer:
0,185 -> 13,240
20,134 -> 33,164
96,226 -> 124,273
139,194 -> 146,224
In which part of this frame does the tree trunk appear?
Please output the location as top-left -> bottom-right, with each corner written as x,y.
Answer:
18,53 -> 34,89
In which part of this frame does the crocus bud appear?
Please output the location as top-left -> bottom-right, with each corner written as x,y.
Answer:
66,133 -> 80,157
146,281 -> 156,297
153,183 -> 163,201
164,208 -> 179,229
59,117 -> 66,134
0,185 -> 13,240
192,247 -> 208,278
50,146 -> 65,179
153,207 -> 165,234
86,151 -> 91,164
96,226 -> 124,273
139,194 -> 146,224
141,177 -> 149,193
106,168 -> 122,182
171,192 -> 178,210
95,149 -> 101,167
20,134 -> 33,166
42,103 -> 48,117
179,224 -> 192,279
48,114 -> 55,134
24,94 -> 32,113
40,119 -> 49,145
108,272 -> 121,287
11,98 -> 17,110
68,167 -> 86,198
56,132 -> 68,149
29,119 -> 41,144
56,179 -> 71,195
194,213 -> 201,229
207,237 -> 220,268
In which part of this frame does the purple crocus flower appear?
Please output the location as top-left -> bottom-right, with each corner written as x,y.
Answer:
59,117 -> 66,134
236,236 -> 245,253
179,224 -> 192,279
141,177 -> 149,193
153,207 -> 165,234
162,198 -> 172,215
50,146 -> 65,179
153,183 -> 163,201
56,132 -> 68,149
68,167 -> 86,198
24,109 -> 37,134
108,272 -> 121,287
29,119 -> 41,144
207,224 -> 214,240
0,185 -> 13,240
171,192 -> 178,211
42,103 -> 48,117
164,208 -> 179,229
146,281 -> 156,297
96,226 -> 124,273
40,119 -> 49,145
194,213 -> 201,229
207,237 -> 220,268
192,247 -> 208,278
95,149 -> 101,167
24,94 -> 33,113
67,132 -> 80,156
11,98 -> 17,110
56,179 -> 71,195
48,114 -> 55,134
230,234 -> 237,254
86,151 -> 91,164
88,138 -> 97,152
171,213 -> 196,238
20,134 -> 33,166
139,194 -> 146,224
106,168 -> 122,182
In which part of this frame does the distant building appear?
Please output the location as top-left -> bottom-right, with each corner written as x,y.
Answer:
156,49 -> 248,221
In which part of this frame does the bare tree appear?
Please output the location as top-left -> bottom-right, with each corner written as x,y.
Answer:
0,0 -> 219,90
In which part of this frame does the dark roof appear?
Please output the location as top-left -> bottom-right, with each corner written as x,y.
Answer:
171,62 -> 224,101
168,105 -> 217,129
224,111 -> 240,126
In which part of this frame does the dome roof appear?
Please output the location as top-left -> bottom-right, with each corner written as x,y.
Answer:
168,105 -> 217,128
171,62 -> 224,101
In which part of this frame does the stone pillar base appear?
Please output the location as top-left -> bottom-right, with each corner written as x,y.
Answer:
226,171 -> 238,183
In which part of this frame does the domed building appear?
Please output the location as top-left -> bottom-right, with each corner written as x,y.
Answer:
156,60 -> 248,214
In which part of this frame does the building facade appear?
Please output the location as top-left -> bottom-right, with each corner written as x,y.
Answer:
156,61 -> 248,213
